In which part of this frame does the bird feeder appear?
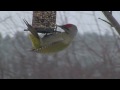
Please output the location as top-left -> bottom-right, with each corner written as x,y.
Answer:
32,11 -> 57,33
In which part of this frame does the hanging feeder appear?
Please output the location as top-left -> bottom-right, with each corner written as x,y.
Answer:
32,11 -> 57,33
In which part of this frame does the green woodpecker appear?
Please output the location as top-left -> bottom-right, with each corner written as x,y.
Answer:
23,19 -> 78,54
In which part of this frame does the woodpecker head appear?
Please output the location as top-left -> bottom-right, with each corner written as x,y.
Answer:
57,24 -> 78,38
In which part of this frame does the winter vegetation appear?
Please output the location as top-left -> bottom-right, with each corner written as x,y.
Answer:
0,11 -> 120,79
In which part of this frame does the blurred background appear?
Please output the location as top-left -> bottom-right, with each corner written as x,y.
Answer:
0,11 -> 120,79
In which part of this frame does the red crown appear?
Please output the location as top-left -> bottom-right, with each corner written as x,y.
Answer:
64,24 -> 73,28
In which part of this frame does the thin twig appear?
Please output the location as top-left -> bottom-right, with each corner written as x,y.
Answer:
98,18 -> 113,27
102,11 -> 120,35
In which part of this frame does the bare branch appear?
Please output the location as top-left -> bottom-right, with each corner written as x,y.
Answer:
102,11 -> 120,35
98,18 -> 113,27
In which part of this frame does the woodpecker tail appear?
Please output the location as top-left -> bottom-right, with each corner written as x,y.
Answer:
23,19 -> 40,39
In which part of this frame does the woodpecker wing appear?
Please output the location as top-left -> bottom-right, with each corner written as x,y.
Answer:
35,32 -> 69,53
41,32 -> 64,46
36,40 -> 69,53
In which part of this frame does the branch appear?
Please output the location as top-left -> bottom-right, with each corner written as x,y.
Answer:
98,18 -> 113,27
102,11 -> 120,35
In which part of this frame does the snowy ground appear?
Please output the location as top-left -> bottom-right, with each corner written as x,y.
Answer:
0,11 -> 120,37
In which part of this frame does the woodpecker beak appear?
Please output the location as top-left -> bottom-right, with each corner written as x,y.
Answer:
56,25 -> 61,27
56,25 -> 69,33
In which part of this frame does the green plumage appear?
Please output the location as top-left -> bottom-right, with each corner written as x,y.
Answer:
29,34 -> 41,49
29,32 -> 70,54
23,19 -> 77,54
